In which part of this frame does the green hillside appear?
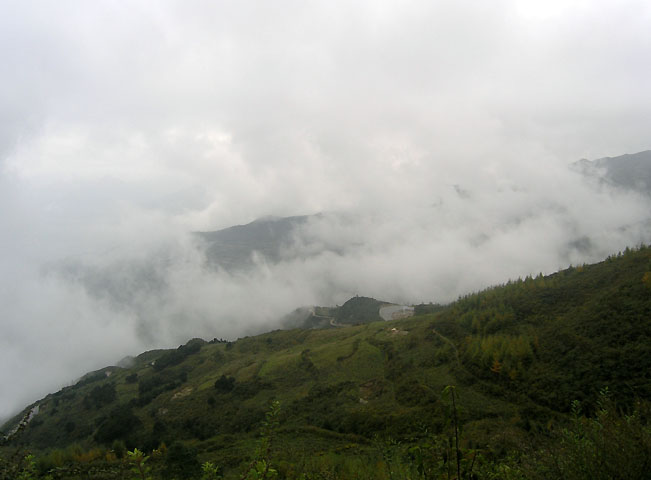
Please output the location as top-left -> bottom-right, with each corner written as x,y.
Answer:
3,246 -> 651,479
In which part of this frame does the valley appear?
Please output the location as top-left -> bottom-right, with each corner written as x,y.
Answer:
3,245 -> 650,479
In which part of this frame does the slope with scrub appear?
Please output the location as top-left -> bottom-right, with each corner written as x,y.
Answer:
2,246 -> 651,479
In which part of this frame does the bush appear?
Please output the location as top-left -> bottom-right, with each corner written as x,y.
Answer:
94,404 -> 142,445
214,375 -> 235,393
153,338 -> 204,371
165,441 -> 201,479
111,439 -> 127,459
83,383 -> 117,409
523,391 -> 651,480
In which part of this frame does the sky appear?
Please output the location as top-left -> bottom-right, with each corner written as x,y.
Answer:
2,0 -> 651,422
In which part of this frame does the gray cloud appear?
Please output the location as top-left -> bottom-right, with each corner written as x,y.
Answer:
2,0 -> 651,421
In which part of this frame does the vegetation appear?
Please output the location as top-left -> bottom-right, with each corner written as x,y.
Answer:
2,245 -> 651,478
335,296 -> 383,325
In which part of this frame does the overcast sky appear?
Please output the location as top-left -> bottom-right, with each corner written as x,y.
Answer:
2,0 -> 651,422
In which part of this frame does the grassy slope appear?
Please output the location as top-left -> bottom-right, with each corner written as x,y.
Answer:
3,246 -> 651,476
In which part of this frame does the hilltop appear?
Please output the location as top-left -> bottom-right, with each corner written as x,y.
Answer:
3,246 -> 651,479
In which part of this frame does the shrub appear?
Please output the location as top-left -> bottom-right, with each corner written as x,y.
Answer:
523,390 -> 651,480
153,339 -> 204,372
165,442 -> 201,479
214,375 -> 235,393
94,404 -> 142,445
83,383 -> 117,409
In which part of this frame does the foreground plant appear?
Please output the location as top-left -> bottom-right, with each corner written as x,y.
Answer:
201,461 -> 222,480
240,400 -> 281,480
128,448 -> 152,480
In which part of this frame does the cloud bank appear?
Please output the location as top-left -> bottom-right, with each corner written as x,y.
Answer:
2,0 -> 651,421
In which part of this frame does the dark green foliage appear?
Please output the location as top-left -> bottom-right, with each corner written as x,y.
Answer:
214,375 -> 235,393
74,372 -> 105,388
181,417 -> 215,440
446,245 -> 651,411
209,337 -> 228,344
135,370 -> 186,406
153,338 -> 204,371
232,378 -> 272,399
240,400 -> 281,480
521,391 -> 651,480
152,420 -> 167,439
64,421 -> 75,433
128,448 -> 152,480
414,302 -> 446,315
0,452 -> 36,480
164,442 -> 200,479
394,379 -> 437,407
94,404 -> 142,445
125,373 -> 138,384
111,439 -> 126,459
291,382 -> 360,432
335,296 -> 383,324
222,405 -> 266,434
83,383 -> 117,409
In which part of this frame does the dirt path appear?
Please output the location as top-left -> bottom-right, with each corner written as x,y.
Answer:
328,317 -> 346,327
308,307 -> 345,327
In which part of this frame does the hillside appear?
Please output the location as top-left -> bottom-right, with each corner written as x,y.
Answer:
3,246 -> 651,479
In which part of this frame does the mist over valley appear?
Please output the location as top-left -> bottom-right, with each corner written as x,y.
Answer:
2,3 -> 651,476
3,151 -> 651,421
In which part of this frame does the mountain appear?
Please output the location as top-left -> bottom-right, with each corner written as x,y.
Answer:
3,246 -> 651,479
575,150 -> 651,195
195,215 -> 312,271
194,212 -> 360,272
196,151 -> 651,275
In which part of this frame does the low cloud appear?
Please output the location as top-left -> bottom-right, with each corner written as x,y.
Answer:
2,147 -> 651,422
2,0 -> 651,422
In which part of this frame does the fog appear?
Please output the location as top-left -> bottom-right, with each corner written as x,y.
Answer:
2,0 -> 651,422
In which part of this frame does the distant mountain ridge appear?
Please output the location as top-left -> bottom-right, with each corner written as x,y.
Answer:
195,215 -> 313,271
196,151 -> 651,273
575,150 -> 651,194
